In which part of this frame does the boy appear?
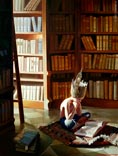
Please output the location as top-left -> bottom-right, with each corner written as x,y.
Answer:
60,70 -> 91,131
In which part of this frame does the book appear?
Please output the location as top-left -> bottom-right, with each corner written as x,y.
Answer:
14,130 -> 39,152
74,120 -> 107,138
31,17 -> 37,32
15,135 -> 39,154
88,36 -> 96,50
32,0 -> 41,11
24,0 -> 37,11
81,36 -> 89,50
115,54 -> 118,69
113,80 -> 118,100
104,79 -> 109,99
109,80 -> 113,100
37,16 -> 42,32
66,34 -> 74,50
88,80 -> 93,98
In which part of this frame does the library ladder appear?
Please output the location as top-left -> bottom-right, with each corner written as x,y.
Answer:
12,19 -> 24,124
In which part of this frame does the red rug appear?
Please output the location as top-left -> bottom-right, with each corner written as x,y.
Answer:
39,121 -> 118,147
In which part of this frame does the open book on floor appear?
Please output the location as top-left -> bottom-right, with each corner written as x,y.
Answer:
74,120 -> 107,138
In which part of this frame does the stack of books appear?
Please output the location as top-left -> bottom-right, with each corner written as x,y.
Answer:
14,130 -> 40,154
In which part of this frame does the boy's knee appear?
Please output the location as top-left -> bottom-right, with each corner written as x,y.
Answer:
82,112 -> 91,118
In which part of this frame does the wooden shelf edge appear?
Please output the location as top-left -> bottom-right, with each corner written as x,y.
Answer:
14,100 -> 44,109
82,98 -> 118,108
48,98 -> 118,109
13,11 -> 42,16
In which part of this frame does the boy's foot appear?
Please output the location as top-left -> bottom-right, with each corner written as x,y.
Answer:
71,116 -> 88,132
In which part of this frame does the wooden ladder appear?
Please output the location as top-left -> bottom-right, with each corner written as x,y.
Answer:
12,19 -> 24,124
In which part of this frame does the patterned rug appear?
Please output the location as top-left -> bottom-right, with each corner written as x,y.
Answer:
39,121 -> 118,147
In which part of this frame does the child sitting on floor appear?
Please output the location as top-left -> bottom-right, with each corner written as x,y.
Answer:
60,70 -> 91,131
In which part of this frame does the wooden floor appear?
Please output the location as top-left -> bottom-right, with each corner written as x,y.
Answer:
13,106 -> 118,156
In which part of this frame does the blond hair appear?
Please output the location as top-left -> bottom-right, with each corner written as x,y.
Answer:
70,70 -> 88,99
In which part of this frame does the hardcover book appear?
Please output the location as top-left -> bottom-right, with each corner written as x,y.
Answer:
74,120 -> 107,138
14,130 -> 40,153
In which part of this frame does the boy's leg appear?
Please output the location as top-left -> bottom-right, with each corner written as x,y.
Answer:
71,112 -> 91,132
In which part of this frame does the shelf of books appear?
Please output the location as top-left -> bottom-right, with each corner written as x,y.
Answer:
47,0 -> 77,108
13,0 -> 48,109
79,0 -> 118,108
0,0 -> 15,137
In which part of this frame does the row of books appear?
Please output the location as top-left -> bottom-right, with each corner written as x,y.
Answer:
50,34 -> 74,51
81,36 -> 96,50
96,35 -> 118,51
15,56 -> 43,73
13,0 -> 25,11
16,38 -> 43,54
87,79 -> 118,100
51,54 -> 75,71
24,0 -> 41,11
13,0 -> 41,11
49,14 -> 74,32
83,73 -> 118,81
14,17 -> 42,32
82,54 -> 118,70
81,15 -> 118,33
81,35 -> 118,51
58,34 -> 74,50
0,69 -> 11,90
48,0 -> 75,12
14,85 -> 44,101
81,0 -> 117,12
52,81 -> 71,100
0,100 -> 13,123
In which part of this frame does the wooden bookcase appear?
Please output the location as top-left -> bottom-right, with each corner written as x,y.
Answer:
13,0 -> 48,109
78,0 -> 118,108
47,0 -> 118,109
47,0 -> 78,108
0,0 -> 15,136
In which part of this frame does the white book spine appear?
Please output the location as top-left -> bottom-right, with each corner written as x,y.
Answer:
37,17 -> 42,32
31,17 -> 37,32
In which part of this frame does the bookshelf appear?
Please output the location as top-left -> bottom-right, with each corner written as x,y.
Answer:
0,0 -> 15,136
79,0 -> 118,108
47,0 -> 118,108
47,0 -> 77,108
13,0 -> 48,109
